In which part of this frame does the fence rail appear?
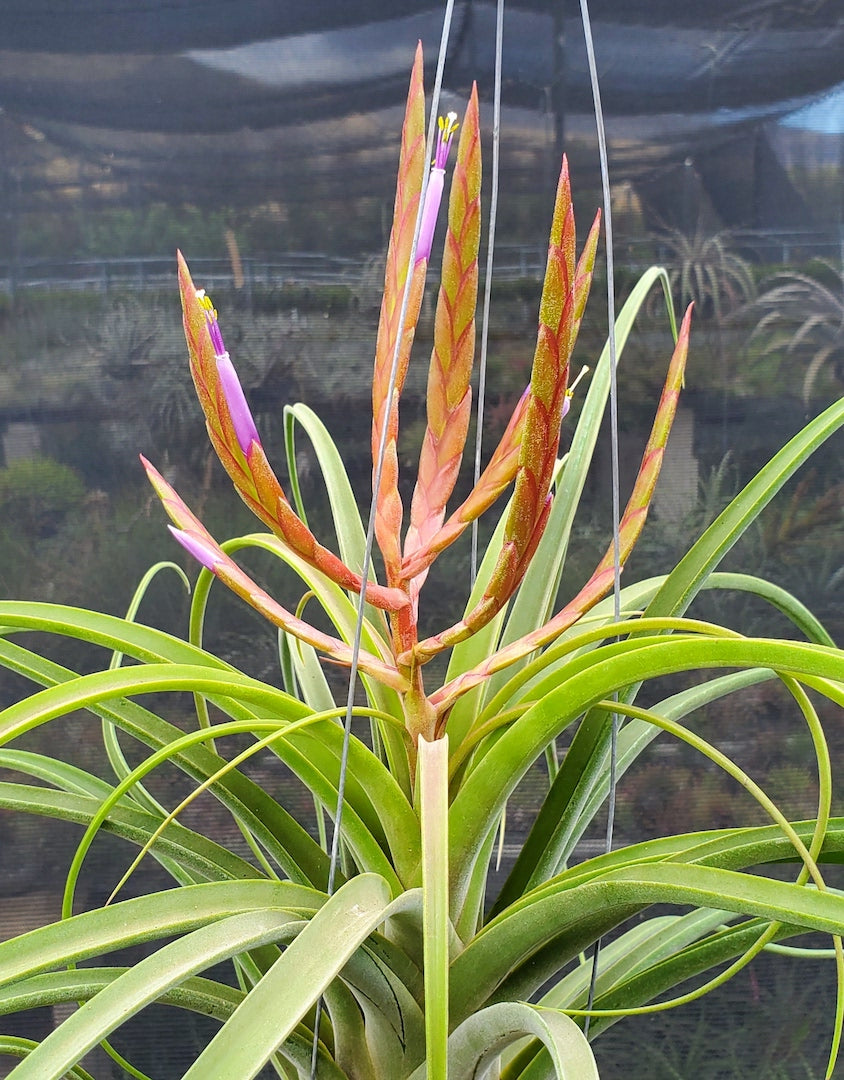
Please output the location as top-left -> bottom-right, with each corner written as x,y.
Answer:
0,228 -> 841,297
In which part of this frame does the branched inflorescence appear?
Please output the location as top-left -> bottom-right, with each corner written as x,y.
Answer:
144,44 -> 691,744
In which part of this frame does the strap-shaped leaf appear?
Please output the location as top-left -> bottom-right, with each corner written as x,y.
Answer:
4,909 -> 308,1080
180,875 -> 404,1080
407,1001 -> 598,1080
0,640 -> 332,887
452,853 -> 844,1027
449,635 -> 844,916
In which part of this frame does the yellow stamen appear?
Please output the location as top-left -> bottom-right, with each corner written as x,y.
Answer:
566,364 -> 590,400
196,289 -> 218,321
439,111 -> 459,139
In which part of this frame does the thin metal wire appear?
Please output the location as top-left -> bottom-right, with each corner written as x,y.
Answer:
470,0 -> 504,585
309,6 -> 457,1076
578,0 -> 621,1039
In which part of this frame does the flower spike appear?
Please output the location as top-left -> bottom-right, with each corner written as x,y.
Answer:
172,254 -> 410,613
404,86 -> 481,602
429,304 -> 694,713
143,49 -> 695,747
143,457 -> 407,692
407,157 -> 601,660
196,290 -> 260,455
371,44 -> 427,583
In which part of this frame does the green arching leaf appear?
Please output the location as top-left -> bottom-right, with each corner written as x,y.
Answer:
0,600 -> 237,671
104,560 -> 191,808
0,968 -> 348,1079
581,919 -> 806,1039
0,648 -> 331,887
644,394 -> 844,622
545,908 -> 733,1011
220,534 -> 393,682
573,819 -> 844,884
336,939 -> 426,1077
488,266 -> 675,704
278,627 -> 299,698
496,569 -> 835,716
213,532 -> 411,798
3,909 -> 310,1080
283,403 -> 374,594
503,915 -> 752,1075
492,667 -> 774,913
502,911 -> 746,1077
0,781 -> 254,884
324,979 -> 379,1079
0,656 -> 420,887
0,718 -> 203,894
491,706 -> 609,916
450,635 -> 844,914
0,880 -> 324,987
284,404 -> 414,792
0,967 -> 244,1021
283,401 -> 311,528
451,860 -> 844,1026
256,714 -> 419,885
563,669 -> 776,856
453,817 -> 499,944
0,747 -> 126,801
179,875 -> 406,1080
408,1001 -> 598,1080
0,1039 -> 96,1080
64,716 -> 403,916
702,571 -> 837,647
286,632 -> 337,712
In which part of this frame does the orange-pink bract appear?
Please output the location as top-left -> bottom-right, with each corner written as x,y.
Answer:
176,253 -> 410,614
404,84 -> 482,609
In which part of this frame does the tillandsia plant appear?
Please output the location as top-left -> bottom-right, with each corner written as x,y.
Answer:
1,42 -> 844,1080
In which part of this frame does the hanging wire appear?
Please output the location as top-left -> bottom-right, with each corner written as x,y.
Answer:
578,0 -> 622,1038
309,5 -> 457,1076
470,0 -> 505,585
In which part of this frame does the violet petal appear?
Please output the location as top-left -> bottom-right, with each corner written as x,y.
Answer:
168,526 -> 220,573
216,353 -> 261,455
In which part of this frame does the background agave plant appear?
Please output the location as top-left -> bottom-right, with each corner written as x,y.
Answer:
0,41 -> 843,1080
655,225 -> 756,322
751,258 -> 844,405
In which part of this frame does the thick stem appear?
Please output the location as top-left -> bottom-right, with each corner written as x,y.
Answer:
418,735 -> 450,1080
403,664 -> 437,746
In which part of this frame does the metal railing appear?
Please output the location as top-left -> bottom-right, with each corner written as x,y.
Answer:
0,227 -> 841,297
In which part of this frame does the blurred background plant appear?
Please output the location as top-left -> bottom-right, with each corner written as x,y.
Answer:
749,259 -> 844,406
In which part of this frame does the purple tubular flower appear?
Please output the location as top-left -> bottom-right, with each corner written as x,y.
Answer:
416,111 -> 459,264
168,525 -> 221,573
216,352 -> 261,455
196,290 -> 261,455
